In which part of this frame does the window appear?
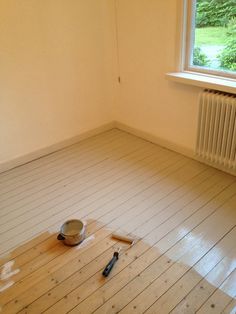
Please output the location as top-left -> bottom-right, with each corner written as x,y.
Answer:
185,0 -> 236,79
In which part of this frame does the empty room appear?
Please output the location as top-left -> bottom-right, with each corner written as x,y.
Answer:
0,0 -> 236,313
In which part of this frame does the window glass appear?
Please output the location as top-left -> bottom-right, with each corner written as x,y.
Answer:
189,0 -> 236,76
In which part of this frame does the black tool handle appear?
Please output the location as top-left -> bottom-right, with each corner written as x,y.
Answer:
102,252 -> 119,277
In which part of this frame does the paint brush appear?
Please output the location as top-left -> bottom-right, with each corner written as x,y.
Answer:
102,247 -> 121,277
102,232 -> 137,277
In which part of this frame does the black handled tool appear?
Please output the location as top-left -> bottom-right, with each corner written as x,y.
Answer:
102,248 -> 121,277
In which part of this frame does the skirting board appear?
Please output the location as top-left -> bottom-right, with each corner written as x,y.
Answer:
195,155 -> 236,177
115,121 -> 195,160
1,120 -> 234,177
0,122 -> 116,174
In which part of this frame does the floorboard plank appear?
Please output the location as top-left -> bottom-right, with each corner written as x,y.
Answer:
222,297 -> 236,314
0,129 -> 120,184
0,141 -> 164,230
8,167 -> 213,313
146,229 -> 236,314
47,182 -> 235,314
0,161 -> 201,312
88,194 -> 236,314
0,130 -> 235,314
196,269 -> 236,314
0,150 -> 180,254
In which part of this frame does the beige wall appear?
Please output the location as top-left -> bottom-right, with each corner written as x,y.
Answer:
0,0 -> 117,164
1,0 -> 202,166
115,0 -> 201,153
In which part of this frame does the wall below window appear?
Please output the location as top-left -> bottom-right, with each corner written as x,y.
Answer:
115,0 -> 201,154
0,0 -> 117,165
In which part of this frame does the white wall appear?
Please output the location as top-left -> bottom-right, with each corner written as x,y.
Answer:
0,0 -> 117,164
115,0 -> 202,154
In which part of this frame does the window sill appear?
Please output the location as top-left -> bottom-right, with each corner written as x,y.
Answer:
166,72 -> 236,94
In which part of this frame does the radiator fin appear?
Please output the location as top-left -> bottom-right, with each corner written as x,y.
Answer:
196,90 -> 236,175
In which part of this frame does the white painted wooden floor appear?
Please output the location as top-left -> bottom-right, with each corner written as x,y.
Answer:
0,129 -> 235,313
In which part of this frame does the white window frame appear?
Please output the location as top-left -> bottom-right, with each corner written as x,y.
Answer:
183,0 -> 236,80
167,0 -> 236,95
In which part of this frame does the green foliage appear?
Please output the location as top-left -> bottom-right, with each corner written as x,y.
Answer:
218,18 -> 236,71
227,17 -> 236,36
196,0 -> 236,27
219,40 -> 236,71
193,47 -> 210,66
195,27 -> 227,46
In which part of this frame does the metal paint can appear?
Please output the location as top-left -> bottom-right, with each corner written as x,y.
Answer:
57,219 -> 86,246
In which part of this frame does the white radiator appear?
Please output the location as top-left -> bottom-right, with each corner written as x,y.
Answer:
196,90 -> 236,175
